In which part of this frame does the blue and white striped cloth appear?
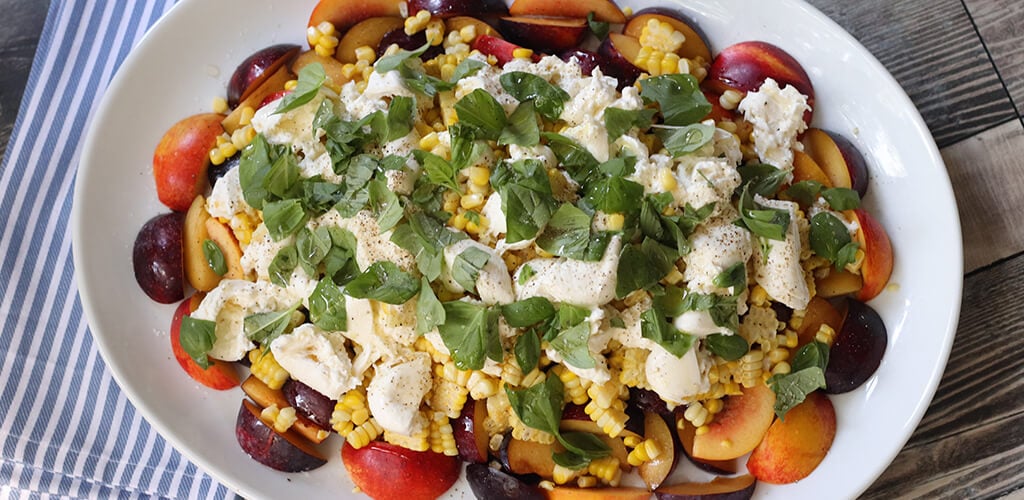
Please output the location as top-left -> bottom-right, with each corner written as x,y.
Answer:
0,2 -> 232,498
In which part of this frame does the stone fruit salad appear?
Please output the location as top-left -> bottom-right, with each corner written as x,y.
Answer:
133,0 -> 895,498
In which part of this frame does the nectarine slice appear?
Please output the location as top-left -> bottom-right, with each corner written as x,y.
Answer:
203,218 -> 246,280
183,195 -> 221,292
152,114 -> 224,212
638,412 -> 677,489
814,269 -> 864,299
655,475 -> 756,500
795,296 -> 843,347
802,128 -> 869,197
222,65 -> 293,134
791,150 -> 832,188
227,44 -> 300,108
692,383 -> 775,461
446,16 -> 500,41
509,0 -> 626,23
850,209 -> 893,302
307,0 -> 402,40
291,50 -> 352,92
676,417 -> 738,475
746,392 -> 836,484
545,486 -> 653,500
170,295 -> 240,390
335,17 -> 405,63
708,41 -> 814,123
341,440 -> 461,499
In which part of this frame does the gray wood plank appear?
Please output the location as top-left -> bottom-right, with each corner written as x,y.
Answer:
863,252 -> 1024,499
0,0 -> 49,162
940,119 -> 1024,272
964,0 -> 1024,120
807,0 -> 1017,148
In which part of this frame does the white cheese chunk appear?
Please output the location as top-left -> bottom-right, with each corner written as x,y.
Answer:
544,308 -> 612,384
441,239 -> 515,305
674,310 -> 732,338
737,77 -> 810,171
270,324 -> 358,400
191,279 -> 307,361
752,196 -> 810,310
683,214 -> 753,296
343,296 -> 386,377
250,89 -> 340,182
367,353 -> 432,436
646,346 -> 710,408
514,235 -> 621,308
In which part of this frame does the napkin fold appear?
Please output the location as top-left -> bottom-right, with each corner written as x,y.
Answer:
0,1 -> 231,497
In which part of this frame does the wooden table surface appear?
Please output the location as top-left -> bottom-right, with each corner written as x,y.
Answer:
2,1 -> 1022,498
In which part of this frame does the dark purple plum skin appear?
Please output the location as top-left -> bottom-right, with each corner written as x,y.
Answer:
282,379 -> 335,430
407,0 -> 507,18
227,44 -> 300,108
825,300 -> 887,394
558,49 -> 604,76
466,463 -> 544,500
133,212 -> 185,304
207,152 -> 239,188
597,37 -> 643,90
235,400 -> 327,472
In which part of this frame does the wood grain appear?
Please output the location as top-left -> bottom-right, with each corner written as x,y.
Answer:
807,0 -> 1017,148
964,0 -> 1024,120
863,251 -> 1024,499
0,0 -> 48,162
940,119 -> 1024,272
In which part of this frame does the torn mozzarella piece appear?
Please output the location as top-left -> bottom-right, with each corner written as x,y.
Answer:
366,353 -> 432,436
737,77 -> 810,171
646,346 -> 710,408
752,196 -> 810,310
514,236 -> 621,308
270,324 -> 358,400
544,309 -> 612,384
441,239 -> 515,305
191,279 -> 306,361
314,210 -> 416,273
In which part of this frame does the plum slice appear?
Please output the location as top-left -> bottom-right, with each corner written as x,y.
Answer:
466,463 -> 544,500
133,212 -> 185,304
655,475 -> 757,500
282,378 -> 336,430
638,412 -> 677,490
825,299 -> 887,394
499,16 -> 588,53
226,44 -> 300,109
341,440 -> 461,499
236,399 -> 327,472
454,398 -> 490,463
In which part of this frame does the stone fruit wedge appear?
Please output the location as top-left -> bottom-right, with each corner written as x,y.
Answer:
850,208 -> 894,302
825,299 -> 887,394
655,475 -> 757,500
227,44 -> 300,109
802,128 -> 870,197
598,33 -> 643,88
623,8 -> 712,62
638,411 -> 678,490
794,296 -> 843,347
472,34 -> 537,66
509,0 -> 626,23
466,463 -> 544,500
335,17 -> 405,63
203,218 -> 246,280
408,0 -> 508,18
446,16 -> 500,40
183,195 -> 221,292
676,416 -> 738,475
499,16 -> 588,53
341,440 -> 461,499
170,295 -> 240,390
453,397 -> 489,463
291,50 -> 351,92
708,41 -> 814,124
152,114 -> 223,212
240,376 -> 330,444
133,212 -> 186,303
545,486 -> 654,500
691,383 -> 775,461
307,0 -> 402,39
222,65 -> 293,134
747,392 -> 836,484
236,399 -> 327,472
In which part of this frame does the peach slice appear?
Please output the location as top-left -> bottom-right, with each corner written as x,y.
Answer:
170,295 -> 240,390
153,114 -> 224,212
504,437 -> 558,479
227,44 -> 300,109
408,0 -> 508,18
708,41 -> 814,123
335,16 -> 405,63
203,218 -> 246,280
850,208 -> 893,302
691,383 -> 775,461
509,0 -> 626,23
545,486 -> 654,500
623,9 -> 712,62
558,416 -> 632,471
472,34 -> 536,66
655,475 -> 757,500
499,16 -> 588,53
341,440 -> 461,499
794,296 -> 843,347
791,150 -> 832,188
291,50 -> 352,92
222,65 -> 293,134
675,417 -> 738,475
597,33 -> 643,88
307,0 -> 402,40
446,16 -> 500,41
638,412 -> 677,489
746,392 -> 836,484
701,90 -> 737,123
241,376 -> 331,444
802,128 -> 869,197
236,399 -> 327,472
814,269 -> 864,300
183,195 -> 221,292
453,398 -> 489,463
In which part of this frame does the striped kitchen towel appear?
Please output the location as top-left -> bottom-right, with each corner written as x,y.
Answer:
0,1 -> 232,498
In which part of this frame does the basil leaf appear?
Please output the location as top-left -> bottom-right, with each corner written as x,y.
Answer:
555,304 -> 591,330
712,262 -> 746,294
679,290 -> 739,333
438,301 -> 502,370
517,264 -> 535,285
610,317 -> 625,329
452,246 -> 491,293
549,321 -> 595,369
238,134 -> 278,210
500,72 -> 571,121
377,95 -> 415,143
605,107 -> 656,140
374,41 -> 431,73
809,212 -> 856,269
448,58 -> 486,83
295,226 -> 330,276
738,163 -> 789,198
301,178 -> 345,214
737,185 -> 790,241
202,239 -> 227,276
785,180 -> 824,206
552,450 -> 591,470
542,132 -> 599,185
655,123 -> 715,157
505,375 -> 563,435
416,278 -> 445,335
514,329 -> 541,373
275,62 -> 325,114
179,316 -> 217,369
705,333 -> 749,361
536,203 -> 608,261
639,74 -> 711,126
448,122 -> 480,170
413,149 -> 461,193
558,431 -> 611,460
598,155 -> 637,177
269,244 -> 298,287
822,187 -> 861,211
586,12 -> 610,40
245,303 -> 300,346
308,279 -> 347,331
263,199 -> 308,241
391,211 -> 467,281
455,88 -> 508,140
264,151 -> 302,200
345,261 -> 420,304
583,176 -> 644,214
398,63 -> 456,97
368,179 -> 404,232
503,297 -> 557,328
640,308 -> 695,357
615,242 -> 671,298
503,184 -> 557,244
325,227 -> 360,284
792,341 -> 830,373
499,100 -> 540,147
768,367 -> 826,419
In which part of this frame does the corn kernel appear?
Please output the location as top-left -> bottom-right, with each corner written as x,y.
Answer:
459,25 -> 477,43
405,10 -> 431,35
238,106 -> 255,127
419,132 -> 440,150
425,19 -> 445,46
218,142 -> 237,158
695,424 -> 710,436
212,97 -> 228,114
512,48 -> 534,59
209,147 -> 225,165
772,362 -> 792,375
451,212 -> 468,230
577,476 -> 598,488
306,26 -> 321,46
315,44 -> 333,57
461,193 -> 484,209
623,6 -> 633,16
605,213 -> 625,231
468,166 -> 491,186
720,90 -> 744,111
658,167 -> 677,192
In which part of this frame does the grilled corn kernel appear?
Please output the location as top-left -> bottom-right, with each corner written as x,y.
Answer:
405,10 -> 432,35
354,45 -> 376,64
512,48 -> 534,59
720,89 -> 744,111
248,349 -> 289,390
658,167 -> 677,192
627,438 -> 662,466
212,97 -> 228,114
